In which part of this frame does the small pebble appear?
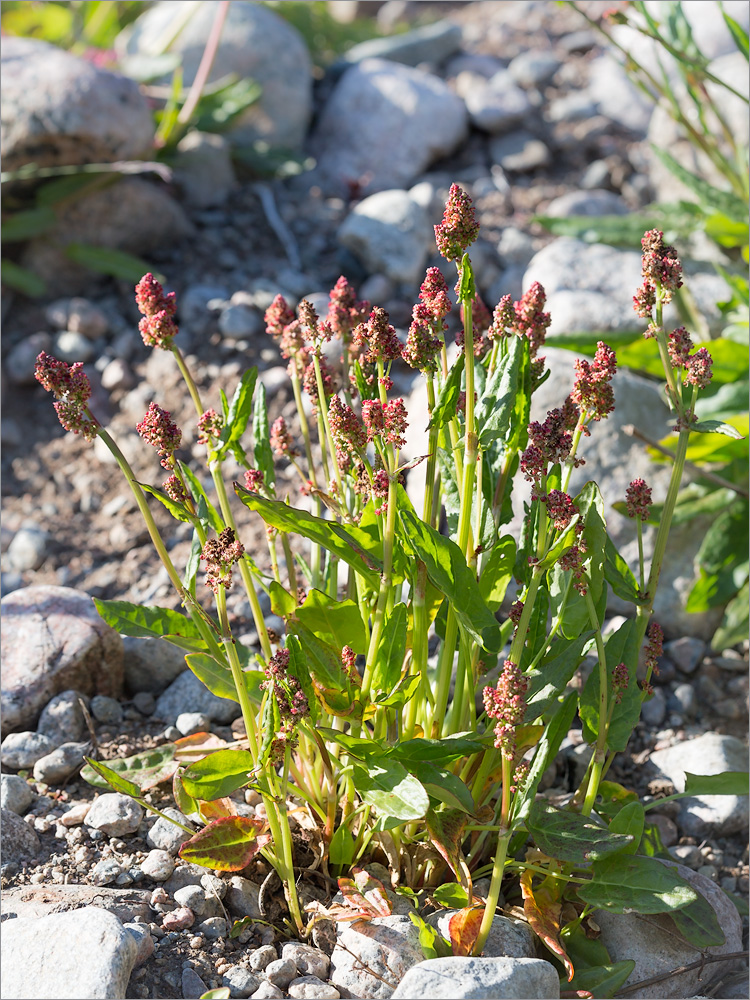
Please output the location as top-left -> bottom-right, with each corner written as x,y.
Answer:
162,906 -> 195,931
90,695 -> 123,725
649,813 -> 679,848
175,712 -> 212,736
669,844 -> 702,868
60,803 -> 91,827
221,965 -> 260,998
199,917 -> 227,940
287,976 -> 340,999
0,774 -> 35,815
132,692 -> 156,716
697,863 -> 719,880
182,967 -> 208,997
1,732 -> 56,769
201,873 -> 227,899
91,858 -> 124,886
141,849 -> 176,881
32,742 -> 88,785
252,984 -> 284,1000
85,793 -> 143,836
247,944 -> 278,971
281,944 -> 329,980
163,726 -> 182,742
265,958 -> 298,989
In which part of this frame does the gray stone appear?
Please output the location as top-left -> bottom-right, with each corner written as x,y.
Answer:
1,807 -> 41,863
155,669 -> 240,724
670,683 -> 698,717
665,637 -> 706,675
311,58 -> 468,198
265,958 -> 298,988
0,905 -> 138,999
287,977 -> 340,999
1,585 -> 123,733
391,957 -> 561,999
117,0 -> 312,150
341,20 -> 462,68
546,92 -> 598,124
460,70 -> 533,134
141,849 -> 175,881
6,524 -> 48,571
90,694 -> 123,725
1,36 -> 153,174
163,862 -> 207,894
330,914 -> 423,999
53,329 -> 96,363
543,189 -> 629,218
37,689 -> 88,745
221,965 -> 260,998
132,691 -> 156,715
427,911 -> 536,959
497,227 -> 538,267
508,51 -> 561,90
282,943 -> 330,980
32,741 -> 88,784
0,774 -> 35,815
490,131 -> 550,173
46,297 -> 109,338
218,303 -> 263,339
1,731 -> 55,769
147,807 -> 194,855
174,884 -> 223,920
588,54 -> 654,135
1,883 -> 152,923
21,178 -> 193,297
199,916 -> 228,939
338,190 -> 432,288
182,966 -> 208,1000
251,983 -> 284,1000
649,733 -> 749,836
247,944 -> 279,971
640,687 -> 667,727
100,358 -> 136,392
122,921 -> 155,967
85,793 -> 144,836
200,873 -> 227,900
5,332 -> 52,385
649,813 -> 679,848
595,861 -> 743,999
91,858 -> 125,886
122,635 -> 187,696
175,711 -> 212,736
175,130 -> 236,208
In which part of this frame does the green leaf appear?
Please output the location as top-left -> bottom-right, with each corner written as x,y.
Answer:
81,745 -> 177,793
649,146 -> 749,223
475,335 -> 525,448
567,959 -> 636,999
269,581 -> 296,618
371,602 -> 407,694
352,762 -> 430,821
181,748 -> 256,800
429,354 -> 464,430
1,206 -> 57,242
526,800 -> 633,864
578,855 -> 698,913
294,589 -> 367,655
579,619 -> 642,752
92,598 -> 204,647
604,535 -> 643,604
286,620 -> 359,718
607,801 -> 644,856
525,586 -> 550,665
525,634 -> 595,719
696,500 -> 749,575
138,481 -> 194,523
82,757 -> 142,799
721,4 -> 750,57
399,510 -> 501,653
220,367 -> 257,455
235,487 -> 382,587
683,770 -> 749,796
575,482 -> 606,603
478,535 -> 516,611
456,253 -> 476,302
409,911 -> 452,960
180,464 -> 226,534
1,259 -> 47,297
329,822 -> 356,867
711,582 -> 750,650
408,760 -> 475,814
251,378 -> 275,484
65,243 -> 157,282
669,888 -> 726,948
258,690 -> 281,768
200,989 -> 231,1000
179,816 -> 268,871
286,633 -> 319,724
432,883 -> 470,908
389,734 -> 486,765
185,652 -> 242,703
692,419 -> 745,438
184,529 -> 202,592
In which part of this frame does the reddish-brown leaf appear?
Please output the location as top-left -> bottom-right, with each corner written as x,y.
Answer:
425,808 -> 468,882
326,867 -> 393,923
179,816 -> 269,871
520,869 -> 575,981
199,796 -> 238,822
448,906 -> 483,956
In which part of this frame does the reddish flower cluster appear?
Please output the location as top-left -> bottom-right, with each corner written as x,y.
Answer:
384,399 -> 408,448
270,416 -> 297,458
265,294 -> 296,339
329,395 -> 367,472
34,352 -> 97,441
512,281 -> 551,358
487,294 -> 514,341
667,327 -> 693,369
684,347 -> 713,389
571,342 -> 616,423
136,402 -> 181,469
201,527 -> 244,593
135,273 -> 178,349
403,303 -> 442,373
543,489 -> 578,531
520,405 -> 578,490
297,299 -> 331,350
612,662 -> 629,704
419,267 -> 452,325
625,478 -> 652,520
508,601 -> 524,625
197,408 -> 224,445
644,621 -> 663,677
558,541 -> 589,595
162,474 -> 188,503
483,659 -> 528,759
262,647 -> 309,733
353,307 -> 402,365
326,276 -> 370,341
302,356 -> 335,413
244,468 -> 265,491
632,230 -> 683,318
434,183 -> 480,262
341,644 -> 357,678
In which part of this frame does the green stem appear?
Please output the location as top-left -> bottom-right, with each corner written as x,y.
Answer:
473,762 -> 513,955
581,585 -> 608,816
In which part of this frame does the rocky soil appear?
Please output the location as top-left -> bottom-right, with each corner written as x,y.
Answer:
1,2 -> 748,999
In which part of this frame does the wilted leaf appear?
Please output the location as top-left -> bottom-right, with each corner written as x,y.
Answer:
179,816 -> 269,870
520,869 -> 574,981
448,906 -> 483,956
426,809 -> 469,882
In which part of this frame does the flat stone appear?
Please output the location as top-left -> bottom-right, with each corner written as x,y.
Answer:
391,957 -> 561,999
461,70 -> 533,134
226,875 -> 262,919
182,966 -> 208,999
595,862 -> 743,999
251,983 -> 284,1000
247,944 -> 279,972
665,637 -> 706,675
221,965 -> 260,998
2,884 -> 151,923
282,943 -> 330,980
330,914 -> 423,999
1,585 -> 123,733
123,921 -> 155,967
1,807 -> 41,863
508,51 -> 561,89
32,741 -> 88,785
1,731 -> 55,769
287,976 -> 340,999
90,694 -> 123,725
0,774 -> 35,815
154,670 -> 240,725
174,885 -> 223,920
199,916 -> 227,940
341,20 -> 462,68
36,689 -> 88,745
85,793 -> 144,836
649,733 -> 749,836
543,189 -> 629,218
122,635 -> 188,695
0,906 -> 137,1000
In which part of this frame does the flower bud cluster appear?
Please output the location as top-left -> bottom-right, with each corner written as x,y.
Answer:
302,356 -> 335,413
262,648 -> 310,735
483,659 -> 528,760
353,307 -> 403,365
362,398 -> 408,449
633,230 -> 683,318
520,405 -> 578,491
326,276 -> 370,341
197,408 -> 224,445
244,468 -> 265,492
34,352 -> 97,441
270,416 -> 298,458
487,294 -> 514,341
136,402 -> 182,469
201,527 -> 244,593
163,474 -> 188,503
434,183 -> 479,262
329,395 -> 367,472
625,478 -> 652,520
419,267 -> 452,325
557,541 -> 589,595
664,327 -> 713,390
644,621 -> 663,677
612,662 -> 629,704
341,645 -> 357,678
512,281 -> 550,359
135,274 -> 178,349
571,342 -> 616,423
543,489 -> 578,531
403,303 -> 442,373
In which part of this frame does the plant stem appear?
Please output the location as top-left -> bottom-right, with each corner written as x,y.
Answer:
581,586 -> 608,816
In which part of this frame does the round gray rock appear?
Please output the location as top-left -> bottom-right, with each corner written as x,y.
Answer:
330,914 -> 423,1000
32,741 -> 88,785
391,957 -> 561,999
1,36 -> 153,174
0,774 -> 35,815
36,689 -> 88,745
154,670 -> 240,724
1,807 -> 41,863
1,731 -> 56,769
146,807 -> 194,855
1,585 -> 123,733
6,524 -> 48,571
122,635 -> 187,696
85,793 -> 144,837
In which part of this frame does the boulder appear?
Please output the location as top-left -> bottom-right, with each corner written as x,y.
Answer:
391,957 -> 561,999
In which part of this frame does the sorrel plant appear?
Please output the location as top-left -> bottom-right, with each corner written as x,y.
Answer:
36,185 -> 746,987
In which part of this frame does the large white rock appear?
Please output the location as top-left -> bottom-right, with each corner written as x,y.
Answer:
391,957 -> 561,999
311,58 -> 468,197
116,0 -> 312,149
0,37 -> 153,174
330,914 -> 424,999
1,906 -> 137,999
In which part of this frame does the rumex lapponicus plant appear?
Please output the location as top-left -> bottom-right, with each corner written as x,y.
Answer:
36,192 -> 747,993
